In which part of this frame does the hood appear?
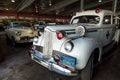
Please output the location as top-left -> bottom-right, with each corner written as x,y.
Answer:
46,24 -> 76,31
45,23 -> 98,32
12,27 -> 33,33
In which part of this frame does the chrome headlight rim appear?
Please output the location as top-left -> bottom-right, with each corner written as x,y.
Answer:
15,31 -> 21,36
33,37 -> 38,43
64,41 -> 74,52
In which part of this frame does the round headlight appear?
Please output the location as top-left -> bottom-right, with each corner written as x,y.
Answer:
76,26 -> 85,36
33,37 -> 38,43
64,41 -> 74,52
16,31 -> 21,36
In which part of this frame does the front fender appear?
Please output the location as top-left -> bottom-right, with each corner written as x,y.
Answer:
5,29 -> 15,39
60,37 -> 102,70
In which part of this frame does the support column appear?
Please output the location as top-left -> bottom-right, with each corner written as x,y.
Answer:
80,0 -> 84,11
112,0 -> 118,13
16,14 -> 19,21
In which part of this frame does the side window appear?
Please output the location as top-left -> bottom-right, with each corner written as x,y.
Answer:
72,18 -> 79,24
103,15 -> 111,24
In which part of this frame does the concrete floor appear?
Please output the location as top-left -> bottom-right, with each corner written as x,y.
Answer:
0,32 -> 120,80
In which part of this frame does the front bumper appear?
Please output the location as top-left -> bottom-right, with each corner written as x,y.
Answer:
16,36 -> 34,43
30,50 -> 78,76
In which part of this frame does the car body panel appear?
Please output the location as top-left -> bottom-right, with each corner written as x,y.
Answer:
30,10 -> 120,76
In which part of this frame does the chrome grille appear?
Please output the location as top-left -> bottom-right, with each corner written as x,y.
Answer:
20,36 -> 34,40
43,30 -> 53,56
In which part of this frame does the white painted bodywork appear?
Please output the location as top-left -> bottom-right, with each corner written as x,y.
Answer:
31,10 -> 120,76
5,22 -> 37,43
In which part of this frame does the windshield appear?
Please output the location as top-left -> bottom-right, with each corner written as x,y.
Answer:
12,22 -> 31,27
71,15 -> 100,24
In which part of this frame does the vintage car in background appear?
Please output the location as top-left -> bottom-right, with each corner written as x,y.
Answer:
30,9 -> 120,80
34,21 -> 45,32
34,20 -> 56,32
5,22 -> 37,46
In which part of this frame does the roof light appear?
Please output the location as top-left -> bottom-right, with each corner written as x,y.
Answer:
11,0 -> 15,2
95,8 -> 100,13
98,0 -> 102,2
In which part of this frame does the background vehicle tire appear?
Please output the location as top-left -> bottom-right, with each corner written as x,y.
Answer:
6,35 -> 11,45
72,54 -> 94,80
11,37 -> 17,47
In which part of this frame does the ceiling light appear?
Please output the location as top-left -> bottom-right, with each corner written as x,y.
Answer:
11,0 -> 15,2
49,0 -> 52,6
49,3 -> 52,6
56,10 -> 59,15
6,8 -> 9,10
98,0 -> 102,2
35,5 -> 38,13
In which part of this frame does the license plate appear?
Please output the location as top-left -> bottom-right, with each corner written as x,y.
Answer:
61,56 -> 76,67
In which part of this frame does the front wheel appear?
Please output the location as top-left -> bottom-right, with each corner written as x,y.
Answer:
73,54 -> 94,80
11,37 -> 17,47
6,35 -> 11,45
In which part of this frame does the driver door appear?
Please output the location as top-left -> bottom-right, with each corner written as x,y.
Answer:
100,15 -> 116,47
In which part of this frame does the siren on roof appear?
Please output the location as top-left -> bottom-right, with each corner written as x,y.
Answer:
95,8 -> 101,13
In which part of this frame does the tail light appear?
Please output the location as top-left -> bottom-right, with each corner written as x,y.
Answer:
57,32 -> 64,40
53,55 -> 60,62
37,31 -> 41,36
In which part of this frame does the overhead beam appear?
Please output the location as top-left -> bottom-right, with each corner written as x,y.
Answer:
80,0 -> 84,11
16,0 -> 35,12
40,0 -> 79,14
62,0 -> 113,15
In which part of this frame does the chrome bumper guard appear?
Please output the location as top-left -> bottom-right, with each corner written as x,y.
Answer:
31,51 -> 78,76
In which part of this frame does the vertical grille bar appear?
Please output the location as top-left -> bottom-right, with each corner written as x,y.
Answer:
43,30 -> 53,56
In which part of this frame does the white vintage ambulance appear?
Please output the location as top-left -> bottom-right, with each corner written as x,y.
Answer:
30,9 -> 120,80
